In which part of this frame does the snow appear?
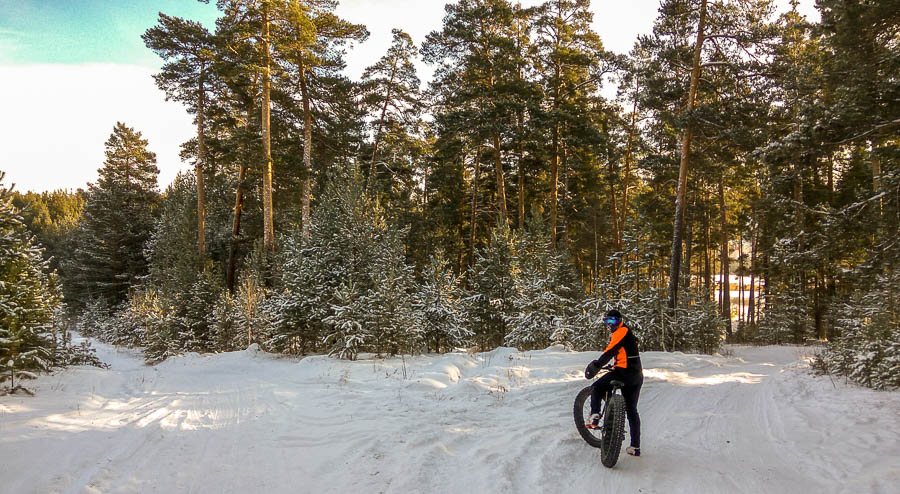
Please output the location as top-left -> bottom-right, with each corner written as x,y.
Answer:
2,338 -> 899,493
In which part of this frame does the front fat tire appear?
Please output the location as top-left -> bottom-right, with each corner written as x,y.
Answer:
600,393 -> 626,468
573,386 -> 603,448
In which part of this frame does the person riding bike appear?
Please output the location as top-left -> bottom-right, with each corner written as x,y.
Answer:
584,309 -> 643,457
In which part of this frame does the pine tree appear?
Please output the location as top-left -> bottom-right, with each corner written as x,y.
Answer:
143,13 -> 217,259
666,0 -> 707,310
361,28 -> 423,195
216,0 -> 286,251
67,123 -> 160,308
322,282 -> 370,360
146,173 -> 204,299
532,0 -> 609,245
268,174 -> 371,354
0,173 -> 63,393
11,190 -> 84,274
423,0 -> 522,225
272,0 -> 368,241
130,288 -> 175,363
269,171 -> 420,357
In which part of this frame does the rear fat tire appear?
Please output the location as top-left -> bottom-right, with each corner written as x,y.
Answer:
600,393 -> 626,468
573,386 -> 603,448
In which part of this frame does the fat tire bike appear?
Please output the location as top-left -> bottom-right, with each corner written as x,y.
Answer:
573,366 -> 626,468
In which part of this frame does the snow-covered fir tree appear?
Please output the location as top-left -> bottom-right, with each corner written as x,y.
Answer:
414,250 -> 472,353
75,298 -> 113,340
0,173 -> 63,392
504,216 -> 579,350
567,296 -> 612,351
174,269 -> 222,353
233,254 -> 272,351
322,282 -> 371,360
123,289 -> 172,363
814,271 -> 900,390
267,174 -> 374,355
465,222 -> 517,350
269,172 -> 420,358
364,221 -> 419,356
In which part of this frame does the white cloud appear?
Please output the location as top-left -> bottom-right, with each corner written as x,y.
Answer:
0,64 -> 194,193
0,28 -> 26,65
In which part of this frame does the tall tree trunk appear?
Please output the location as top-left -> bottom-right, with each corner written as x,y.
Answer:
815,272 -> 824,339
368,59 -> 398,193
516,110 -> 525,230
719,178 -> 731,335
468,148 -> 481,269
261,12 -> 275,252
872,139 -> 883,218
620,79 -> 639,250
550,61 -> 561,246
667,0 -> 707,310
704,190 -> 711,297
423,161 -> 429,207
227,164 -> 247,294
483,59 -> 507,226
196,70 -> 207,259
493,132 -> 507,224
683,193 -> 694,295
300,65 -> 312,243
739,229 -> 745,327
593,208 -> 600,292
609,159 -> 621,253
551,122 -> 560,244
748,225 -> 757,326
828,151 -> 835,203
561,136 -> 570,247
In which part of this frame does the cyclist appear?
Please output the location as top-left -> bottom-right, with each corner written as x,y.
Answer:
584,309 -> 643,457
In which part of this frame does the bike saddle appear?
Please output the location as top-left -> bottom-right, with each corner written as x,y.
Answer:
610,380 -> 624,387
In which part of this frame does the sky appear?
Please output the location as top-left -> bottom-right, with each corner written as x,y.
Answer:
0,0 -> 820,193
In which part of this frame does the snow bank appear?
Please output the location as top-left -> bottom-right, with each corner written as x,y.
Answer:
1,342 -> 898,493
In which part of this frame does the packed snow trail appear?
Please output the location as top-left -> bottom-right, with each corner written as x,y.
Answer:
1,339 -> 898,494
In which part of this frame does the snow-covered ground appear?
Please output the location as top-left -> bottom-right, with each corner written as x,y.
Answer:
2,338 -> 898,494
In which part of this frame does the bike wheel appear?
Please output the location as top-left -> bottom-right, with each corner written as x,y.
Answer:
600,393 -> 626,468
573,386 -> 603,448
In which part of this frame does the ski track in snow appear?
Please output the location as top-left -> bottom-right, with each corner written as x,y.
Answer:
1,340 -> 898,494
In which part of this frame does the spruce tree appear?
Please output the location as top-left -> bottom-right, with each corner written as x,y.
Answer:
414,251 -> 472,353
465,222 -> 517,349
68,123 -> 160,308
0,173 -> 63,392
505,216 -> 578,350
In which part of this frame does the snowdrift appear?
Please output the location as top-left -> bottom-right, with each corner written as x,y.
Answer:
1,340 -> 898,493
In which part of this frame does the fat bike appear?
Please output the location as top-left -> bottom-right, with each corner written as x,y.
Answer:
573,367 -> 626,468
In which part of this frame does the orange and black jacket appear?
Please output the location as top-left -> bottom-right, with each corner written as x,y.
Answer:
596,323 -> 642,374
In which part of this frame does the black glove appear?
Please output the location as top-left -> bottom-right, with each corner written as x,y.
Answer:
585,360 -> 601,379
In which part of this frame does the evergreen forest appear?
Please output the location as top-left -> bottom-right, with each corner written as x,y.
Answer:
3,0 -> 898,391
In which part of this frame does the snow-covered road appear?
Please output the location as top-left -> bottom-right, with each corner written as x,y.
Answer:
1,340 -> 898,493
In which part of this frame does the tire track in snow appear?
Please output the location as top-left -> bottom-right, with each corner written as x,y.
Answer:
3,343 -> 899,493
